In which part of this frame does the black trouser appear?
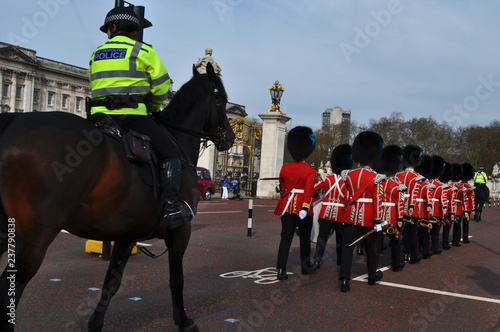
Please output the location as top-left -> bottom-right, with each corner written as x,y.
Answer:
417,224 -> 430,255
442,221 -> 451,249
452,215 -> 463,245
277,214 -> 313,271
314,218 -> 344,265
390,233 -> 402,268
110,115 -> 181,161
339,224 -> 378,280
403,217 -> 419,259
430,218 -> 442,251
462,213 -> 470,241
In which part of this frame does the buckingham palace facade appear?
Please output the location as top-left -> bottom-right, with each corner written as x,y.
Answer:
0,41 -> 90,117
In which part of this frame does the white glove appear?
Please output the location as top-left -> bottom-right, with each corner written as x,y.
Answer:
374,224 -> 383,232
299,210 -> 307,220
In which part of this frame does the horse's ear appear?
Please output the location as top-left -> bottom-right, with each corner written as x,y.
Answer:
206,62 -> 216,80
193,64 -> 199,76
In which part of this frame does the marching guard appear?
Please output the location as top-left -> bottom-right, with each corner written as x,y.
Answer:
274,126 -> 317,280
428,155 -> 448,254
440,162 -> 454,250
313,144 -> 352,269
375,145 -> 407,272
339,131 -> 386,292
461,163 -> 475,243
450,163 -> 465,247
414,154 -> 435,259
396,145 -> 425,264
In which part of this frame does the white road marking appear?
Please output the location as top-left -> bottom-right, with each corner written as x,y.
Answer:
353,265 -> 500,304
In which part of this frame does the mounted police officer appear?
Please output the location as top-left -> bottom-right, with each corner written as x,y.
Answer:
88,6 -> 187,228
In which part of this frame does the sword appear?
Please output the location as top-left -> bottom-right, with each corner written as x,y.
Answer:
349,220 -> 389,247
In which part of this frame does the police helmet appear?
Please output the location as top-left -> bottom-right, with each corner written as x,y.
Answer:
100,7 -> 140,33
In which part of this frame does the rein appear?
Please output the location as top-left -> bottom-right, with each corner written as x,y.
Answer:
164,86 -> 229,143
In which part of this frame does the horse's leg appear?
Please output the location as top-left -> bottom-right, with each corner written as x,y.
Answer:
88,240 -> 134,332
1,236 -> 55,331
165,221 -> 198,331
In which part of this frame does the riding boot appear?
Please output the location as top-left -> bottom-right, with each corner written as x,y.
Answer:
160,158 -> 187,229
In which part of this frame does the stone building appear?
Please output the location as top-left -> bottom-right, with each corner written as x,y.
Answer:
0,41 -> 90,117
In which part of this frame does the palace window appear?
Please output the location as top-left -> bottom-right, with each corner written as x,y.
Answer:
2,84 -> 8,98
15,86 -> 22,100
33,90 -> 39,103
62,95 -> 68,108
48,92 -> 54,106
76,97 -> 82,110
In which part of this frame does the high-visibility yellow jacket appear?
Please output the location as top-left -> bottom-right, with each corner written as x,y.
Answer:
89,35 -> 170,115
473,171 -> 488,184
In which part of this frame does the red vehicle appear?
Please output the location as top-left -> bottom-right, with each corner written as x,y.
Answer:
197,167 -> 216,200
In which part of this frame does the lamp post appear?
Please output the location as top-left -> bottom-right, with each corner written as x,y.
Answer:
268,80 -> 285,112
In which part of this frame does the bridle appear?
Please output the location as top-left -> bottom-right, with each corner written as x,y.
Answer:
165,83 -> 229,145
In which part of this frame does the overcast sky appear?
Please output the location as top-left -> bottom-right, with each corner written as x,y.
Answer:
2,0 -> 500,130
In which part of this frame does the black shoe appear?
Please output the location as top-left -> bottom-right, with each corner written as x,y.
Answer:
368,270 -> 383,285
277,268 -> 288,280
422,253 -> 432,259
462,240 -> 470,244
340,279 -> 350,292
452,242 -> 461,247
392,261 -> 406,272
313,258 -> 321,270
434,248 -> 443,254
409,256 -> 421,264
442,246 -> 451,250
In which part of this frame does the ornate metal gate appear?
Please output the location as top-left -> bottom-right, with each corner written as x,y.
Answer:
212,117 -> 262,196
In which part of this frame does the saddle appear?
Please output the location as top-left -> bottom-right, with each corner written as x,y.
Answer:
88,113 -> 160,198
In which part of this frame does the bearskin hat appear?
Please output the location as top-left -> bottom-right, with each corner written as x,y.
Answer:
462,163 -> 474,182
431,155 -> 445,180
402,145 -> 423,167
415,154 -> 433,179
375,144 -> 403,176
286,126 -> 315,161
451,163 -> 463,182
439,162 -> 453,183
330,144 -> 352,175
352,131 -> 384,165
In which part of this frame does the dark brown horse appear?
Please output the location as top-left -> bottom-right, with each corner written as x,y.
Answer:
0,63 -> 234,331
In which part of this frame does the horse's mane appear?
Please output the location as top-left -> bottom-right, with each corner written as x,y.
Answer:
162,73 -> 227,124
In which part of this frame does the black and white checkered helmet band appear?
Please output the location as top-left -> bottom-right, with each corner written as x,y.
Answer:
105,13 -> 140,26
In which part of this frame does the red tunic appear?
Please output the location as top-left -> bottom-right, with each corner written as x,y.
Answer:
274,161 -> 316,216
380,177 -> 406,225
429,180 -> 449,217
396,169 -> 424,217
450,183 -> 464,216
342,167 -> 384,227
318,174 -> 348,222
462,182 -> 475,212
416,180 -> 435,219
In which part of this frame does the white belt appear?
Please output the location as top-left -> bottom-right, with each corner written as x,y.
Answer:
280,189 -> 304,217
322,202 -> 345,207
415,198 -> 424,202
403,194 -> 410,198
454,199 -> 461,202
382,202 -> 396,207
431,198 -> 440,202
355,198 -> 373,203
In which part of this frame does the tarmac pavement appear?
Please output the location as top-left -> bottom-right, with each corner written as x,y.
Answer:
4,198 -> 500,331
